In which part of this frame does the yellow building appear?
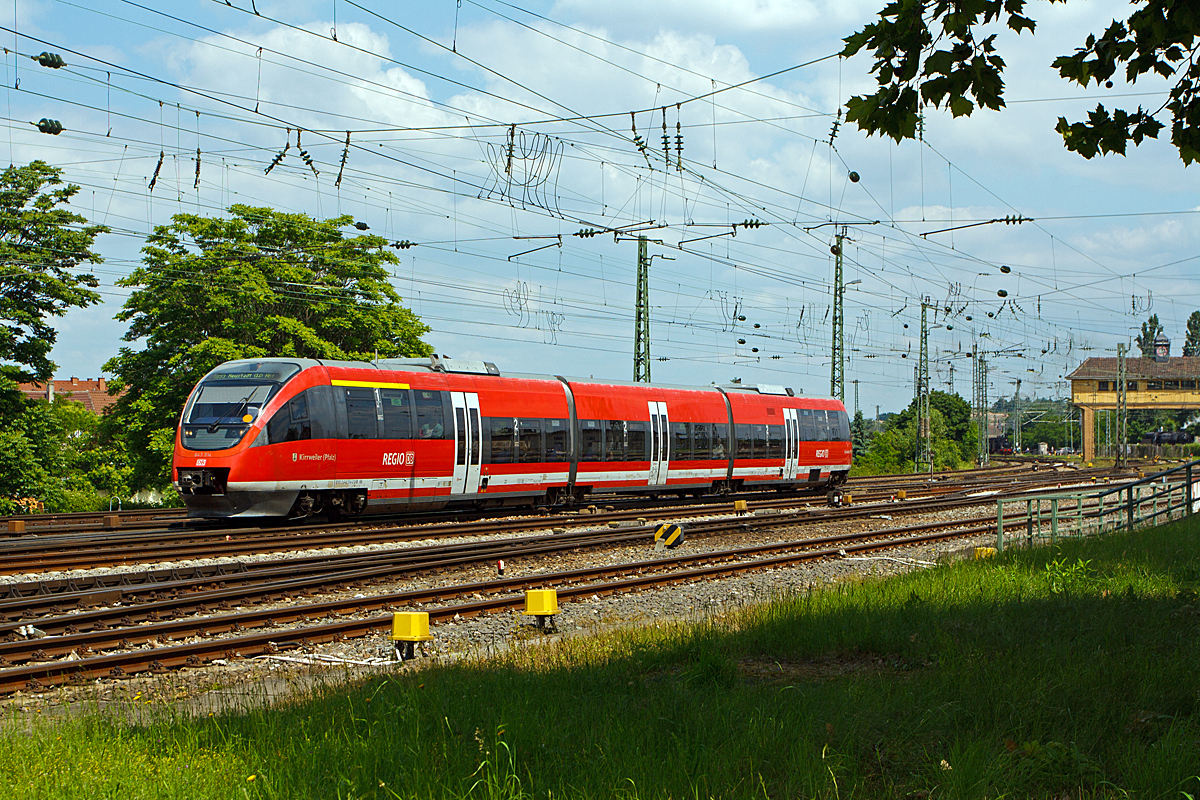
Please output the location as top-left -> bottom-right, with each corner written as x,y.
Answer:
1067,356 -> 1200,462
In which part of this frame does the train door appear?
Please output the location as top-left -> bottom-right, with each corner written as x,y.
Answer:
450,392 -> 483,495
783,407 -> 799,480
647,400 -> 669,486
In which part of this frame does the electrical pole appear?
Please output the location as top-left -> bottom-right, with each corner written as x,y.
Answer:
972,344 -> 979,463
1116,343 -> 1127,467
830,228 -> 846,401
633,235 -> 651,383
852,379 -> 860,417
1012,378 -> 1022,453
916,297 -> 932,473
948,362 -> 955,395
973,344 -> 989,467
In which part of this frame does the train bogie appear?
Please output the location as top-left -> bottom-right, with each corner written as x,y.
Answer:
172,356 -> 853,519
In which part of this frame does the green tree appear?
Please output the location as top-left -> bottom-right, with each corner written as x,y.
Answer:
1184,310 -> 1200,357
890,390 -> 974,461
1137,313 -> 1164,357
843,1 -> 1200,163
853,393 -> 973,475
0,160 -> 106,382
105,205 -> 433,488
851,409 -> 871,459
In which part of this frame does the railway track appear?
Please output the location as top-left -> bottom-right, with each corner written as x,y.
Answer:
0,463 -> 1148,697
0,496 -> 1012,631
0,468 -> 1114,576
0,469 -> 1129,695
0,461 -> 1082,539
0,508 -> 1034,695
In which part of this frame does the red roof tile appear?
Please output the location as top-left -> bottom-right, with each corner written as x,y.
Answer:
1067,356 -> 1200,381
17,377 -> 125,414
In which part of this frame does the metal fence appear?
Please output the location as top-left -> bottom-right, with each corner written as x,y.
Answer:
996,460 -> 1199,552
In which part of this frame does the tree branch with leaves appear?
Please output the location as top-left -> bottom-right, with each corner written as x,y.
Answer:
843,1 -> 1200,163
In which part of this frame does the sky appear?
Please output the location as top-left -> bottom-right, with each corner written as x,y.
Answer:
7,0 -> 1198,416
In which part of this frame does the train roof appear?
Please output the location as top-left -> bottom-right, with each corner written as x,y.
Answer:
209,356 -> 829,401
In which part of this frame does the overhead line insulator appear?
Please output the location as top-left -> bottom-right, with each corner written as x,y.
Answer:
35,118 -> 63,135
34,52 -> 65,68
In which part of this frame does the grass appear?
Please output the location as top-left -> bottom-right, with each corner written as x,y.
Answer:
5,517 -> 1200,799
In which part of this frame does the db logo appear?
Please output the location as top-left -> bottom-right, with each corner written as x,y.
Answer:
292,453 -> 298,462
816,449 -> 829,458
195,459 -> 207,466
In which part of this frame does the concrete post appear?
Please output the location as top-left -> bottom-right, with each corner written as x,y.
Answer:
1081,405 -> 1095,463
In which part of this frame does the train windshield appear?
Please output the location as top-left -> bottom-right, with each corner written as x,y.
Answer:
180,362 -> 302,451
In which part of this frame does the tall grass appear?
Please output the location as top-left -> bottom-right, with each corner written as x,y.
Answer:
5,517 -> 1200,798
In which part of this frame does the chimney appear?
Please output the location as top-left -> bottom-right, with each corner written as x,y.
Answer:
70,376 -> 79,386
99,378 -> 107,392
46,382 -> 53,402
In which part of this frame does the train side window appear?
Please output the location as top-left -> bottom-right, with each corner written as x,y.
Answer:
672,422 -> 692,460
735,424 -> 753,458
711,423 -> 728,459
268,390 -> 312,443
837,411 -> 851,441
799,409 -> 816,441
415,390 -> 446,438
307,385 -> 336,439
766,424 -> 783,458
455,406 -> 468,465
581,419 -> 602,461
693,423 -> 711,459
1184,380 -> 1197,389
482,416 -> 491,464
626,420 -> 647,460
752,424 -> 767,457
489,418 -> 514,463
344,387 -> 377,439
469,407 -> 481,463
809,409 -> 827,441
380,389 -> 413,439
544,418 -> 569,462
604,420 -> 625,461
518,418 -> 543,463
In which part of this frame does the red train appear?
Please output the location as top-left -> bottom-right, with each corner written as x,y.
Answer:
173,356 -> 852,519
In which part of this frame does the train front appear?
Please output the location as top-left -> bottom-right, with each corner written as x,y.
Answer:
173,360 -> 302,518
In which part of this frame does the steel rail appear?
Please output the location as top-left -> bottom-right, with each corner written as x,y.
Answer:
0,476 -> 1084,599
0,514 -> 1024,695
0,470 -> 1109,575
1,507 -> 1009,635
1,462 -> 1053,539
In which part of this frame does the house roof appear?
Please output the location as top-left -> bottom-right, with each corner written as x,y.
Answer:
1066,356 -> 1200,381
17,377 -> 125,414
